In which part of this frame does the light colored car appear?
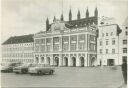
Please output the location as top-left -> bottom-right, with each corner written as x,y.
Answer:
28,64 -> 55,75
13,63 -> 36,74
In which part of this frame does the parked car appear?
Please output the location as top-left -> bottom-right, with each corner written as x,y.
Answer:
28,64 -> 55,75
1,62 -> 22,73
13,63 -> 36,74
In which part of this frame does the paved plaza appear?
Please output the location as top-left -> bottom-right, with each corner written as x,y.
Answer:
1,66 -> 124,88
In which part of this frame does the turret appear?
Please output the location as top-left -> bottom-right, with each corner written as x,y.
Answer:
77,10 -> 81,20
60,13 -> 64,21
53,16 -> 56,22
94,7 -> 98,17
46,17 -> 49,31
86,8 -> 89,18
69,9 -> 72,21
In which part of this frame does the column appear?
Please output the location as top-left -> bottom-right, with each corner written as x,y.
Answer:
76,54 -> 79,66
77,34 -> 79,51
69,35 -> 70,51
51,37 -> 53,52
59,54 -> 63,66
84,53 -> 87,66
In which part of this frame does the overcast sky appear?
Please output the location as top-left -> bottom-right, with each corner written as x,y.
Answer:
1,0 -> 128,42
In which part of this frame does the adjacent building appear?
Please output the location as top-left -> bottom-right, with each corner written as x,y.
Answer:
2,34 -> 34,64
119,18 -> 128,64
97,18 -> 122,66
33,8 -> 98,67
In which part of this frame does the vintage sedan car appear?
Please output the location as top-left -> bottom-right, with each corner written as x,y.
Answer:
28,64 -> 55,75
13,63 -> 36,74
1,62 -> 22,73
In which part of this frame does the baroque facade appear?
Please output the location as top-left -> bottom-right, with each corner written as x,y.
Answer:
2,34 -> 34,64
33,8 -> 98,67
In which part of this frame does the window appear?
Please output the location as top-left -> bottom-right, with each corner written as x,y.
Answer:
125,31 -> 128,36
106,33 -> 108,36
100,41 -> 102,46
106,49 -> 108,54
112,39 -> 115,45
123,48 -> 127,53
112,49 -> 115,54
123,40 -> 127,44
100,49 -> 102,54
106,40 -> 109,45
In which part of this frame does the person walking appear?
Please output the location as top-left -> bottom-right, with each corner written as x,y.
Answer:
121,60 -> 127,85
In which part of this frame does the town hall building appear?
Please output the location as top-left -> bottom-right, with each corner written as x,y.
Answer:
33,8 -> 98,67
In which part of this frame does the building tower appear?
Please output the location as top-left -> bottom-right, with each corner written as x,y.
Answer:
53,16 -> 56,22
77,10 -> 81,20
86,8 -> 89,18
46,17 -> 49,31
60,13 -> 64,21
94,7 -> 98,17
69,9 -> 72,21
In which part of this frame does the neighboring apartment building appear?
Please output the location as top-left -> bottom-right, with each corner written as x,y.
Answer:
97,18 -> 122,66
119,18 -> 128,64
33,8 -> 98,67
2,34 -> 34,64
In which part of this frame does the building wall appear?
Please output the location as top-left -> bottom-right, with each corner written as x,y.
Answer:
97,24 -> 121,66
2,42 -> 34,64
119,25 -> 128,65
34,23 -> 97,67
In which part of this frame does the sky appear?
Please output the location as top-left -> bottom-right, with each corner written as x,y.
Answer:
1,0 -> 128,43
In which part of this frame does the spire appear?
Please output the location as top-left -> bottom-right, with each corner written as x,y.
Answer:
86,7 -> 89,18
60,13 -> 64,21
77,9 -> 80,20
46,17 -> 49,31
94,7 -> 98,17
69,8 -> 72,21
53,16 -> 56,22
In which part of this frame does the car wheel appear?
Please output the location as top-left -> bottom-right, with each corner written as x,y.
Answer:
37,71 -> 42,75
49,70 -> 53,75
22,70 -> 27,74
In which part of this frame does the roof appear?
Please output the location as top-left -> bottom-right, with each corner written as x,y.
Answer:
2,34 -> 34,45
65,16 -> 97,29
47,16 -> 98,31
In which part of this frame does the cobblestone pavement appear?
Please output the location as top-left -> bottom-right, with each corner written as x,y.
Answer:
1,66 -> 124,88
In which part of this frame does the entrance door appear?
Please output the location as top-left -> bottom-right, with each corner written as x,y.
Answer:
80,57 -> 84,67
72,57 -> 76,67
90,57 -> 96,66
35,57 -> 39,63
64,57 -> 68,66
55,57 -> 59,66
107,59 -> 115,66
47,57 -> 50,65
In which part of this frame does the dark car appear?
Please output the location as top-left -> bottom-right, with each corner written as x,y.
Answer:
1,62 -> 22,73
13,63 -> 36,74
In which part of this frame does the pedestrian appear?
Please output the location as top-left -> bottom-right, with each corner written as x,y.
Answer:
121,59 -> 127,85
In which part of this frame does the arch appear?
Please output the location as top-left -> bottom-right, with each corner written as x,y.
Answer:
35,57 -> 39,63
63,57 -> 68,66
47,57 -> 50,65
41,57 -> 44,63
71,57 -> 76,67
79,57 -> 84,67
54,57 -> 59,66
90,57 -> 96,66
